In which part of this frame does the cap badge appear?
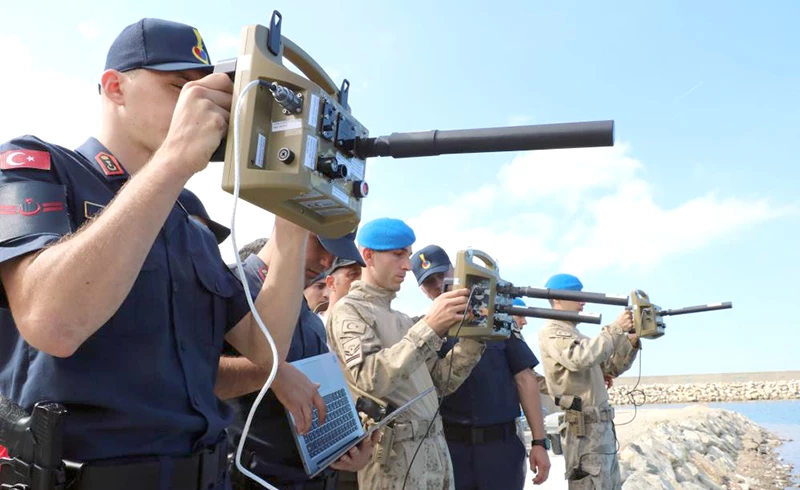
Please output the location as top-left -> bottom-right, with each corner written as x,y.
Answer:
191,28 -> 210,64
420,254 -> 431,270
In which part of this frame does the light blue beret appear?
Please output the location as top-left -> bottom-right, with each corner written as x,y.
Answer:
357,217 -> 416,251
545,273 -> 583,291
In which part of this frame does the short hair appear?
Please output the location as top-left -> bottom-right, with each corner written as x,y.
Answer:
238,238 -> 268,262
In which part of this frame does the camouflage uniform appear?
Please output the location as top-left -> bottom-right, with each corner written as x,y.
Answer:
537,320 -> 638,489
326,280 -> 485,490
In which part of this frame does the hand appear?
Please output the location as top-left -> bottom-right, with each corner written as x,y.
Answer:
530,445 -> 551,484
615,309 -> 634,333
627,333 -> 640,348
604,374 -> 614,389
424,288 -> 470,336
271,362 -> 327,435
330,430 -> 380,472
160,73 -> 233,176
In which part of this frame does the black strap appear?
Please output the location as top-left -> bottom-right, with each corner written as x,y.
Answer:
66,441 -> 227,490
443,421 -> 517,445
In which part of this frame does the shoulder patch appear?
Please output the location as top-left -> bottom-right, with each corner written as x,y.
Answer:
341,336 -> 363,368
549,328 -> 576,339
95,152 -> 125,176
0,181 -> 70,243
0,149 -> 51,171
341,320 -> 367,336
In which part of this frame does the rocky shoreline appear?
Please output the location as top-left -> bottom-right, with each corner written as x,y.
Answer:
618,406 -> 797,490
608,379 -> 800,405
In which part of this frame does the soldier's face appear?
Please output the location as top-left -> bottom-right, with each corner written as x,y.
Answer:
304,280 -> 329,312
332,264 -> 362,295
554,299 -> 584,312
512,315 -> 527,329
369,248 -> 412,291
420,268 -> 454,300
121,68 -> 210,155
305,234 -> 335,284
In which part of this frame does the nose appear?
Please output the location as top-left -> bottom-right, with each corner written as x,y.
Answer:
401,257 -> 412,271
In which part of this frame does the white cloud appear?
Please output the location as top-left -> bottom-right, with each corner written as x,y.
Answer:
406,143 -> 793,278
497,143 -> 642,212
210,32 -> 241,61
0,34 -> 100,148
78,21 -> 100,41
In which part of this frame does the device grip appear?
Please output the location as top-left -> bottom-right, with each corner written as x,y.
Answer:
282,37 -> 338,97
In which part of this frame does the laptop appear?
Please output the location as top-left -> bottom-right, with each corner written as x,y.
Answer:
287,352 -> 435,478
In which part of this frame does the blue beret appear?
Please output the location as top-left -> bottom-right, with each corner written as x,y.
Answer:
512,298 -> 527,307
357,218 -> 416,251
545,273 -> 583,291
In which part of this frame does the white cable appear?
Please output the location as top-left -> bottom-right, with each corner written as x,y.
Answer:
229,78 -> 281,490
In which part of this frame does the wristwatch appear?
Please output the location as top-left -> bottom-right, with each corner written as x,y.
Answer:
532,438 -> 551,450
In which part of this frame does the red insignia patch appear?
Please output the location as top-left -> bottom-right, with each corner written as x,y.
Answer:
258,266 -> 268,282
0,149 -> 51,171
0,198 -> 65,216
95,152 -> 125,176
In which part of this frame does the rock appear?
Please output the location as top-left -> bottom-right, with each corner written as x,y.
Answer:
621,472 -> 675,490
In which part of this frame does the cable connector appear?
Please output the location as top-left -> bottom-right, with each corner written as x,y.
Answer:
268,82 -> 303,115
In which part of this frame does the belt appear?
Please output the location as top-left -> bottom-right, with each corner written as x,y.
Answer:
65,440 -> 228,490
582,407 -> 615,424
443,421 -> 517,445
392,418 -> 443,443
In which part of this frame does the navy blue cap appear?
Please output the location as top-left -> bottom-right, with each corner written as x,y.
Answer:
105,18 -> 213,73
327,257 -> 360,275
545,273 -> 583,291
357,218 -> 416,251
319,231 -> 365,266
411,245 -> 452,285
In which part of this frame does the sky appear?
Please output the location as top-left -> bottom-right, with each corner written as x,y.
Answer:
1,0 -> 798,377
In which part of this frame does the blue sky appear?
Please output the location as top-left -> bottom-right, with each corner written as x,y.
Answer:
1,0 -> 797,377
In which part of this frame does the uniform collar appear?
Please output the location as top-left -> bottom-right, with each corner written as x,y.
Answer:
75,138 -> 130,183
349,280 -> 396,307
548,319 -> 579,330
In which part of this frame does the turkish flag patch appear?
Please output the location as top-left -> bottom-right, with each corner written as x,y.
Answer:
0,149 -> 51,171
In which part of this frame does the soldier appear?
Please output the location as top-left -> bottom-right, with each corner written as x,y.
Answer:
320,256 -> 363,489
326,218 -> 485,490
537,274 -> 639,489
0,18 -> 306,490
322,257 -> 362,321
411,245 -> 551,489
305,275 -> 330,316
217,232 -> 377,490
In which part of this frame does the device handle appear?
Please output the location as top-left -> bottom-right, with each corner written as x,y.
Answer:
463,249 -> 499,273
281,37 -> 339,97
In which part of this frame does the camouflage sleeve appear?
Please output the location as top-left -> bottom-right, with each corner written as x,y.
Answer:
537,322 -> 628,372
602,335 -> 640,377
427,338 -> 485,396
534,369 -> 550,395
327,300 -> 446,399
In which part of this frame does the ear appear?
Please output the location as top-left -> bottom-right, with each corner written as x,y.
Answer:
325,274 -> 335,290
100,69 -> 127,106
362,248 -> 374,266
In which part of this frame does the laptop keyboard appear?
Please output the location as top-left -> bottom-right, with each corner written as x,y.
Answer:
304,388 -> 359,458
